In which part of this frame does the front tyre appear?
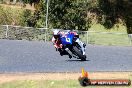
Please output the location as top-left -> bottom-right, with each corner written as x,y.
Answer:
73,46 -> 86,61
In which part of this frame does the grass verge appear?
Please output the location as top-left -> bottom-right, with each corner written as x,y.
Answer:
0,72 -> 131,88
79,24 -> 132,46
0,79 -> 131,88
80,33 -> 131,46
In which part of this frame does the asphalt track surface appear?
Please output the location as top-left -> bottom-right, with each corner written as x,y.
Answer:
0,40 -> 132,73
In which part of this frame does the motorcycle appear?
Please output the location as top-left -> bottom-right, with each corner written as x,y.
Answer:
58,31 -> 87,61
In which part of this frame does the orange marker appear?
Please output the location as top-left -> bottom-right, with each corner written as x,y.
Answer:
79,68 -> 131,86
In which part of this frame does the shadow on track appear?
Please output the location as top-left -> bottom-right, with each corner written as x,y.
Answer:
65,59 -> 90,62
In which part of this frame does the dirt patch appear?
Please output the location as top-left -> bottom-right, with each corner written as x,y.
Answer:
0,72 -> 132,84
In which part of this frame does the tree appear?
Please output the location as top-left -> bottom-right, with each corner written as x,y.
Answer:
48,0 -> 89,30
98,0 -> 132,34
28,0 -> 89,30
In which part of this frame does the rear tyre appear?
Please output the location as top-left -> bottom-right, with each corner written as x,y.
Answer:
73,46 -> 86,61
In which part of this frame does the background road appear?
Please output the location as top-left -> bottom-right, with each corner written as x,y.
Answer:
0,40 -> 132,73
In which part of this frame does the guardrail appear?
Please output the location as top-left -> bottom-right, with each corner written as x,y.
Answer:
0,25 -> 132,46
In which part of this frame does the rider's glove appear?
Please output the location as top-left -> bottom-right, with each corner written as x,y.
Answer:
54,44 -> 58,48
59,44 -> 63,48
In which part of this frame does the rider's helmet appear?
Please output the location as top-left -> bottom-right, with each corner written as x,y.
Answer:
53,29 -> 60,39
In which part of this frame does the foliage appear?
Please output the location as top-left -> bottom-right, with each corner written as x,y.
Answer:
20,9 -> 32,26
1,0 -> 132,33
48,0 -> 88,30
0,6 -> 34,26
30,0 -> 90,30
0,6 -> 21,25
97,0 -> 132,33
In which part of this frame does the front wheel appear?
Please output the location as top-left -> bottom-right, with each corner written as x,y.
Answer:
73,46 -> 86,61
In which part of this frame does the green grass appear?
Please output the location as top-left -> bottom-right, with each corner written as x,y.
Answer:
88,33 -> 130,46
0,78 -> 131,88
0,80 -> 80,88
80,33 -> 131,46
79,24 -> 132,46
89,23 -> 127,33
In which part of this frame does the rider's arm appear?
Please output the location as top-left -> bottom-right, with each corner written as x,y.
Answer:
52,37 -> 56,44
52,37 -> 58,48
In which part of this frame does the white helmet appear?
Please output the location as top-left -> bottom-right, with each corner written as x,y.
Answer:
53,29 -> 60,35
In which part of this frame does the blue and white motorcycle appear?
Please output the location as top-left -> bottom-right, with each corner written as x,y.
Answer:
59,31 -> 86,61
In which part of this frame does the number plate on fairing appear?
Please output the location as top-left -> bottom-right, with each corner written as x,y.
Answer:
61,33 -> 74,45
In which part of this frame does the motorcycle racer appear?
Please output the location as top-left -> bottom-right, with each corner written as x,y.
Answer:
52,29 -> 62,49
52,29 -> 67,56
52,29 -> 79,49
52,29 -> 86,59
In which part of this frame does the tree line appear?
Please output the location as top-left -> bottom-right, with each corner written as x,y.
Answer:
0,0 -> 132,34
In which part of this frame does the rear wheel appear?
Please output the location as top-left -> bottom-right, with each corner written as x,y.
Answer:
73,46 -> 86,61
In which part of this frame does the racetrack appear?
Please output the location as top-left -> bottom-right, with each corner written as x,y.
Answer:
0,40 -> 132,73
